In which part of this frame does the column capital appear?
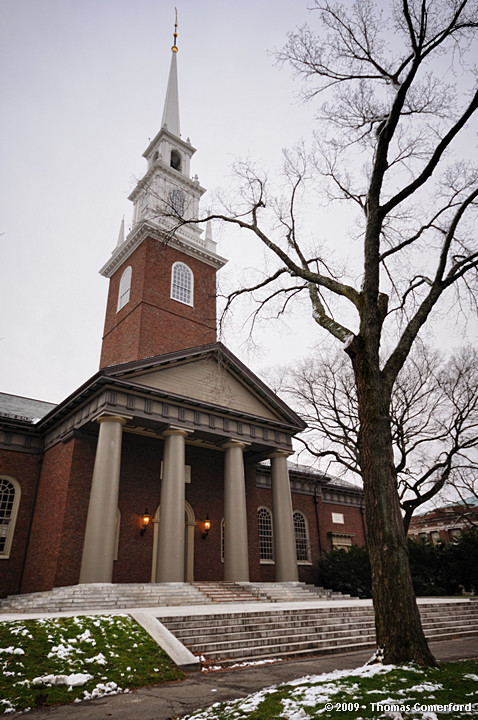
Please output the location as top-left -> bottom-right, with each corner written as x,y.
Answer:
222,439 -> 250,450
163,426 -> 189,438
96,414 -> 128,426
268,449 -> 293,459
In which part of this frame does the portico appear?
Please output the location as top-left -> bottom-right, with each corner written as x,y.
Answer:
77,343 -> 306,586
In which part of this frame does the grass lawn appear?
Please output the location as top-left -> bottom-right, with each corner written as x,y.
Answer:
185,660 -> 478,720
0,614 -> 184,713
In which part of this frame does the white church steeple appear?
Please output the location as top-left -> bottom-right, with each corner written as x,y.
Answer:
161,12 -> 180,136
100,13 -> 226,281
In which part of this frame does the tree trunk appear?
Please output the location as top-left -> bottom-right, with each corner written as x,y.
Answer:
348,337 -> 436,666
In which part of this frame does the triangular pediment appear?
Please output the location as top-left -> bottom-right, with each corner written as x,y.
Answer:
105,344 -> 305,428
128,357 -> 280,421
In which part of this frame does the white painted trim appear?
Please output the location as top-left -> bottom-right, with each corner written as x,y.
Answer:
0,475 -> 21,559
293,509 -> 311,563
170,261 -> 194,307
257,505 -> 274,562
117,266 -> 132,311
130,612 -> 199,671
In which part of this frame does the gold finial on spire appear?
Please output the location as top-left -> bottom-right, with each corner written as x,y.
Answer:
172,8 -> 178,52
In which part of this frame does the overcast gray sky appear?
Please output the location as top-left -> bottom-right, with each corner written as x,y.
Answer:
0,0 -> 324,403
1,0 -> 476,407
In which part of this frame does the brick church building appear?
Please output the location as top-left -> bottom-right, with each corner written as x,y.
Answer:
0,29 -> 365,600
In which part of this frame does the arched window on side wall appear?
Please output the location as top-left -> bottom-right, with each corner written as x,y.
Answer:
0,476 -> 21,559
117,266 -> 132,311
171,262 -> 193,306
293,511 -> 311,563
257,506 -> 274,562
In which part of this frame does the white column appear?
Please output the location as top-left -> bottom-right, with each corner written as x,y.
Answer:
156,428 -> 188,583
270,450 -> 299,582
79,415 -> 126,584
223,440 -> 249,582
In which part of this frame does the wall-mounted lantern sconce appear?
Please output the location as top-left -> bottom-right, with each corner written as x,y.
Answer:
140,509 -> 151,536
202,514 -> 211,540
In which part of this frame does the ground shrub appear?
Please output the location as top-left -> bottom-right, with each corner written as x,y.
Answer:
318,529 -> 478,597
318,544 -> 372,598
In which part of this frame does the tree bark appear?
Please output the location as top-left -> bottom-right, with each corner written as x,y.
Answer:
347,335 -> 436,666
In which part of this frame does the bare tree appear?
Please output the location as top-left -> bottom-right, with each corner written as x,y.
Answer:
276,345 -> 478,532
444,467 -> 478,517
172,1 -> 478,664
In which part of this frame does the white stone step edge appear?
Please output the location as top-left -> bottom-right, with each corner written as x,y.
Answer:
130,612 -> 200,672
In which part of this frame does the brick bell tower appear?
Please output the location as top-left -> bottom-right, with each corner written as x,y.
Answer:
99,19 -> 226,369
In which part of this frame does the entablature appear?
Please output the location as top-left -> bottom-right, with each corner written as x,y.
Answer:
41,383 -> 295,457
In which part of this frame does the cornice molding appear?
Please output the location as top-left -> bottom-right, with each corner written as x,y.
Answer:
128,159 -> 205,202
41,383 -> 295,455
99,221 -> 227,278
143,126 -> 197,160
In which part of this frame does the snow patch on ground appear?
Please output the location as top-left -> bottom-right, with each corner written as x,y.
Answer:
32,673 -> 93,688
47,643 -> 76,660
201,658 -> 280,672
81,681 -> 130,701
182,662 -> 470,720
84,652 -> 107,665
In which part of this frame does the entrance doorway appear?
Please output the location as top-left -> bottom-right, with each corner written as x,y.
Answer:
151,502 -> 195,582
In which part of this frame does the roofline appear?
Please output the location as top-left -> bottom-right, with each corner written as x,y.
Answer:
34,342 -> 306,434
103,341 -> 307,430
257,461 -> 364,494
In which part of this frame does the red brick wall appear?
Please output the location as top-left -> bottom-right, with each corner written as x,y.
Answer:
53,436 -> 97,588
20,436 -> 98,593
9,427 -> 366,594
247,485 -> 366,585
0,449 -> 42,598
21,441 -> 76,593
245,464 -> 263,582
111,438 -> 227,583
113,434 -> 163,584
290,491 -> 321,585
318,500 -> 366,554
186,445 -> 225,581
100,237 -> 217,368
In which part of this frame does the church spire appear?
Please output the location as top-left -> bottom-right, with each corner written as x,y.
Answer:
161,10 -> 180,137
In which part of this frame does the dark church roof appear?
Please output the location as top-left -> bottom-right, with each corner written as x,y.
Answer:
258,459 -> 363,494
0,392 -> 57,423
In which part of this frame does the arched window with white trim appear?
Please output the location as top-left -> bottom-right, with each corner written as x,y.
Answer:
171,262 -> 193,306
257,506 -> 274,562
0,476 -> 21,559
293,510 -> 311,563
117,266 -> 132,311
